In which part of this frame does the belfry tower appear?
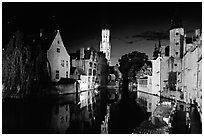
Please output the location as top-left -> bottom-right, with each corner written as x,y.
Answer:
169,12 -> 184,92
100,29 -> 111,64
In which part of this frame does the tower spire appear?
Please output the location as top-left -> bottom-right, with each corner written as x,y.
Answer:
100,29 -> 111,65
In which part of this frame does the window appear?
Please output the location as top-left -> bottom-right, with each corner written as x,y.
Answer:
57,48 -> 60,53
176,52 -> 178,55
66,61 -> 68,68
176,42 -> 179,45
57,40 -> 60,44
66,115 -> 68,122
176,32 -> 179,36
61,60 -> 64,67
89,69 -> 92,76
56,70 -> 59,79
174,64 -> 177,66
66,71 -> 68,78
94,63 -> 96,68
93,70 -> 96,76
89,62 -> 92,67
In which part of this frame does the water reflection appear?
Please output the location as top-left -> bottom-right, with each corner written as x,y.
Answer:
2,87 -> 108,134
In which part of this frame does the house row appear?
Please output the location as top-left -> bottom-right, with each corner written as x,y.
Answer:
44,29 -> 109,133
137,20 -> 202,119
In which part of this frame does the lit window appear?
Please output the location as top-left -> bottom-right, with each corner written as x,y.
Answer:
56,70 -> 59,79
57,48 -> 60,53
61,60 -> 64,67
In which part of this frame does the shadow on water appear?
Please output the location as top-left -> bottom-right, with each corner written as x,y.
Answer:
108,87 -> 148,134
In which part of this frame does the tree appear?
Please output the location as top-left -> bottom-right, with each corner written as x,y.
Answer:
2,30 -> 51,99
119,51 -> 148,80
118,51 -> 148,93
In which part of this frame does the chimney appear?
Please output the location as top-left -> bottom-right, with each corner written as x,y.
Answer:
80,48 -> 84,59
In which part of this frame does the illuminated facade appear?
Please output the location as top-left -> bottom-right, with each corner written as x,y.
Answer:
47,30 -> 70,82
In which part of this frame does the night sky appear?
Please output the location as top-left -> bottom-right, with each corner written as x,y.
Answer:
3,2 -> 202,65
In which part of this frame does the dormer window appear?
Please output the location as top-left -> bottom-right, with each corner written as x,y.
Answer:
57,48 -> 60,53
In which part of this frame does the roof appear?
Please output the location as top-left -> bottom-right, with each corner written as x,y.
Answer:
40,30 -> 70,54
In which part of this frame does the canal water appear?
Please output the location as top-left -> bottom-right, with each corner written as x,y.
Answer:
108,87 -> 149,134
2,87 -> 108,134
2,86 -> 148,134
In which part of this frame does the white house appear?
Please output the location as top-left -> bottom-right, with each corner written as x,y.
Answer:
151,56 -> 161,96
47,30 -> 70,82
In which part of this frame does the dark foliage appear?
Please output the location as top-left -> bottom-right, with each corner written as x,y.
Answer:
118,51 -> 148,81
2,30 -> 51,99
